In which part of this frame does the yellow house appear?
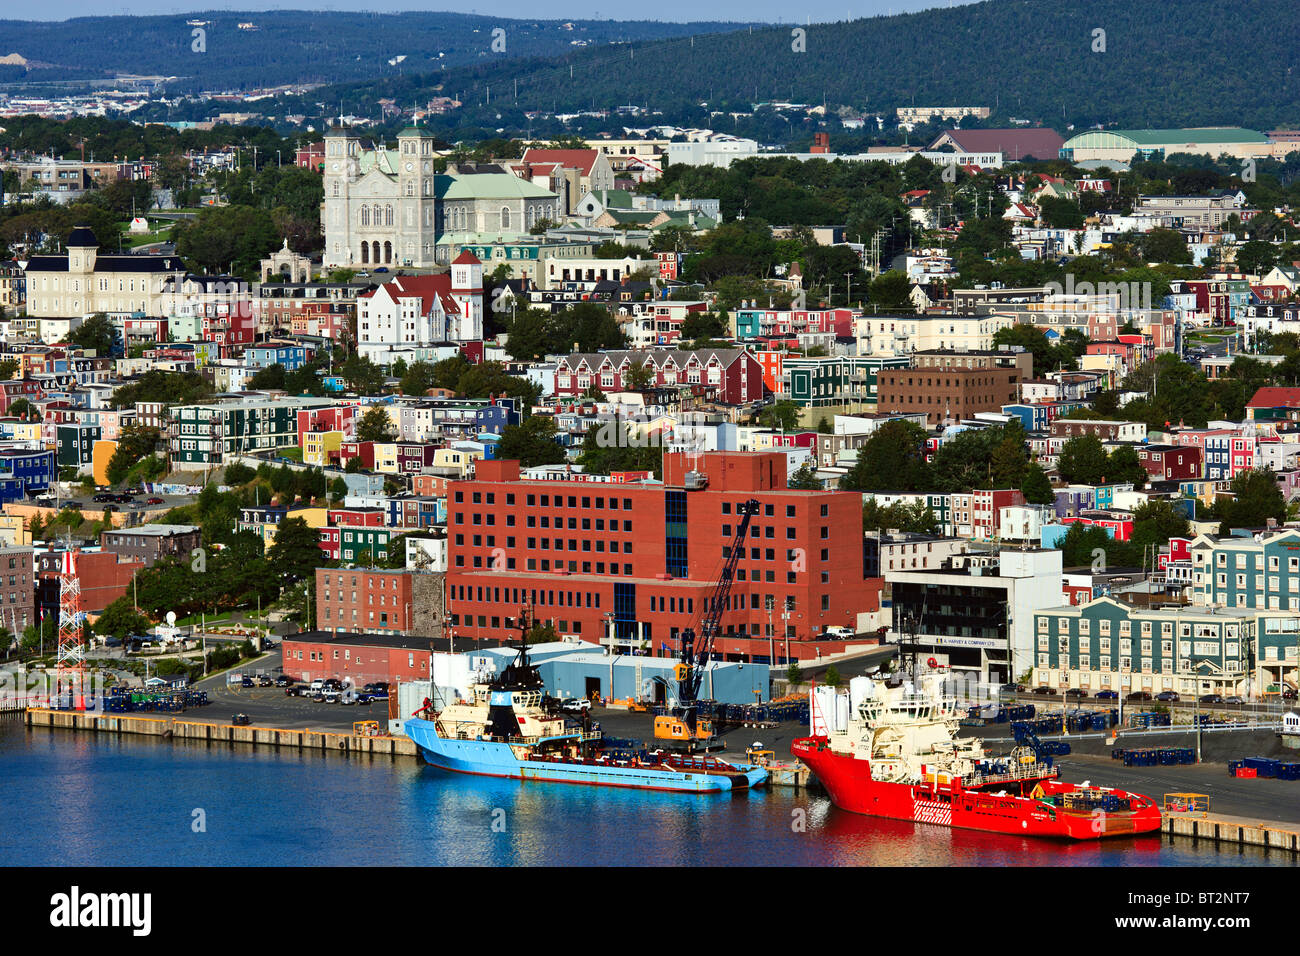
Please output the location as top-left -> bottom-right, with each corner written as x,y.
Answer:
372,442 -> 400,475
302,429 -> 344,467
0,514 -> 31,546
13,422 -> 44,443
431,446 -> 483,477
247,506 -> 330,549
92,439 -> 119,486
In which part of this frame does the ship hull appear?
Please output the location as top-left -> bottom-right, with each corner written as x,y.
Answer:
406,717 -> 767,793
793,736 -> 1161,840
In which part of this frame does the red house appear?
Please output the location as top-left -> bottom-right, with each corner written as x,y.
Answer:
1135,444 -> 1203,481
553,348 -> 764,405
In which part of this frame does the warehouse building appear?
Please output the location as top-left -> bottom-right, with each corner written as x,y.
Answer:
1058,128 -> 1277,165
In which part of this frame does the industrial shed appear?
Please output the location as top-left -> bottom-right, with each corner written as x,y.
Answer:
538,653 -> 769,706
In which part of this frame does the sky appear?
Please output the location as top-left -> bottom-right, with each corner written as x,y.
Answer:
5,0 -> 976,24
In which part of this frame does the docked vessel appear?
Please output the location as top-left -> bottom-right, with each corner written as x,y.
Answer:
792,674 -> 1161,839
404,620 -> 767,793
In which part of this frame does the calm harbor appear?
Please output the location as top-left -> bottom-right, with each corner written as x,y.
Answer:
1,724 -> 1289,867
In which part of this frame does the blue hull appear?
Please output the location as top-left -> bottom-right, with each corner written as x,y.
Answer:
404,717 -> 767,792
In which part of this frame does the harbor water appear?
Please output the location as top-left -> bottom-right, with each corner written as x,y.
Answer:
0,723 -> 1289,867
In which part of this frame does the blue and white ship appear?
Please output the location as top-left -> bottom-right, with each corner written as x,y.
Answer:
404,621 -> 767,793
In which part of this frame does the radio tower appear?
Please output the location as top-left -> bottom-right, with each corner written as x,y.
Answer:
55,549 -> 86,710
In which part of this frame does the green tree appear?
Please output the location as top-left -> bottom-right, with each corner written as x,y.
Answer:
399,360 -> 436,396
1056,434 -> 1109,484
1106,445 -> 1148,489
1020,462 -> 1055,505
787,461 -> 823,490
356,406 -> 396,442
758,400 -> 801,431
823,665 -> 842,688
105,425 -> 161,485
1130,499 -> 1191,553
94,595 -> 152,640
622,362 -> 653,390
496,416 -> 566,468
841,420 -> 932,492
786,662 -> 802,687
67,312 -> 117,356
265,516 -> 323,584
248,363 -> 288,390
1219,468 -> 1287,532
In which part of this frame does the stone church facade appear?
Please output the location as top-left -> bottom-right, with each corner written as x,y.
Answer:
321,124 -> 561,271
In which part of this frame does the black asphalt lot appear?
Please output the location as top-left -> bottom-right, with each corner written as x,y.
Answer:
189,649 -> 384,731
1055,753 -> 1300,828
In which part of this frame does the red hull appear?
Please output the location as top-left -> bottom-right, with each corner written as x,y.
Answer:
792,736 -> 1162,841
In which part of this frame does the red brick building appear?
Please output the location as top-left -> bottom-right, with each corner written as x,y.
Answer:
314,567 -> 442,635
445,451 -> 880,663
875,365 -> 1021,425
36,549 -> 143,616
280,631 -> 432,685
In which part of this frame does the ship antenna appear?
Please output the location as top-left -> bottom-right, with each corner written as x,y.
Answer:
516,605 -> 532,672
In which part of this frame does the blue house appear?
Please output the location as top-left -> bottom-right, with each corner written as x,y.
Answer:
246,345 -> 307,371
474,400 -> 518,435
0,448 -> 56,500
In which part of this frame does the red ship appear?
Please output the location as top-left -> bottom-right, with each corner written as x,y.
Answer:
792,676 -> 1161,840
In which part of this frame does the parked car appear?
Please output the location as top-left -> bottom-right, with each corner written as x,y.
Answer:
1096,690 -> 1119,700
323,678 -> 343,691
146,497 -> 164,505
560,698 -> 591,713
998,682 -> 1025,696
232,713 -> 251,726
1224,695 -> 1245,704
823,626 -> 854,639
1199,694 -> 1223,704
239,676 -> 254,688
1156,691 -> 1180,702
274,675 -> 293,687
1125,691 -> 1153,702
321,689 -> 341,703
309,679 -> 326,691
256,675 -> 273,687
1031,686 -> 1056,695
1064,688 -> 1089,698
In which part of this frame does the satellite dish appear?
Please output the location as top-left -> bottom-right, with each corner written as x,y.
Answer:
166,611 -> 177,626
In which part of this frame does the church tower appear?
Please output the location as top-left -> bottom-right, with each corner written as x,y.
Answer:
323,122 -> 360,268
450,249 -> 484,342
396,123 -> 438,268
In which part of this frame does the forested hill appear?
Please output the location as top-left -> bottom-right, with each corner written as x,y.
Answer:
316,0 -> 1300,130
0,11 -> 753,92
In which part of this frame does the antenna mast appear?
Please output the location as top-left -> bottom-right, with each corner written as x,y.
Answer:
55,549 -> 86,709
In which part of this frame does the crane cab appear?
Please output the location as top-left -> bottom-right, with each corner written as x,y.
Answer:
654,713 -> 716,747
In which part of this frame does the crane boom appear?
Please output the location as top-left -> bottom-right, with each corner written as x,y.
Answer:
676,498 -> 759,716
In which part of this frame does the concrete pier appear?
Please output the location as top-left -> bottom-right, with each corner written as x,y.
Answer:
24,708 -> 418,758
1164,812 -> 1300,853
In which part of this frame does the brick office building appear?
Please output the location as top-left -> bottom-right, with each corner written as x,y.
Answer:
875,365 -> 1021,425
445,451 -> 881,664
0,545 -> 35,633
280,631 -> 433,685
36,549 -> 143,616
314,567 -> 444,636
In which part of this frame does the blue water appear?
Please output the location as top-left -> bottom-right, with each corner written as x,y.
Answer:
0,725 -> 1289,866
